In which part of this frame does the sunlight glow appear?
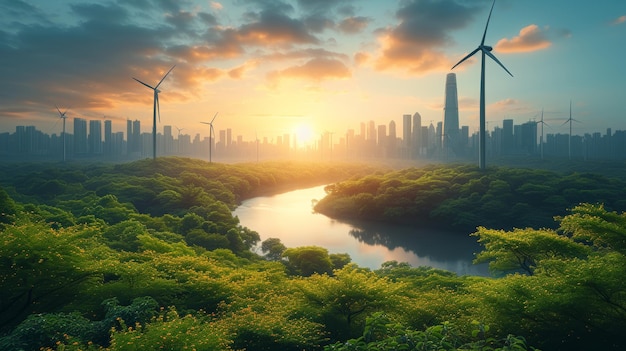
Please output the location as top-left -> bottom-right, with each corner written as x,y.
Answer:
294,123 -> 315,147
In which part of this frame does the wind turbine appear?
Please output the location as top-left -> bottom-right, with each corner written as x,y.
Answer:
562,100 -> 579,160
55,105 -> 69,162
132,65 -> 175,160
535,108 -> 549,160
451,0 -> 512,170
200,112 -> 218,163
175,126 -> 184,154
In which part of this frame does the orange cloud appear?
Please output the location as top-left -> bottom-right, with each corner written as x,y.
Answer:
268,58 -> 351,83
612,15 -> 626,25
354,52 -> 370,66
228,61 -> 258,79
374,31 -> 453,74
495,24 -> 552,53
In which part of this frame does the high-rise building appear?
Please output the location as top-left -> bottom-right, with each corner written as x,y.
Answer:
126,119 -> 132,154
402,114 -> 411,158
132,120 -> 141,154
443,73 -> 460,153
389,120 -> 397,157
502,119 -> 514,154
104,120 -> 112,155
412,112 -> 422,157
88,120 -> 102,154
74,118 -> 88,154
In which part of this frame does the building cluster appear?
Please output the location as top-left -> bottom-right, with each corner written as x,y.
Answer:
2,73 -> 625,163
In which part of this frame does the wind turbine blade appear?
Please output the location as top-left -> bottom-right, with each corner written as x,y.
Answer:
133,77 -> 156,90
484,50 -> 513,77
211,112 -> 219,123
55,105 -> 62,115
200,122 -> 210,125
155,65 -> 176,89
451,47 -> 480,70
481,0 -> 496,46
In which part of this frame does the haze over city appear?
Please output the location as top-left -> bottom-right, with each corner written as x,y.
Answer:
1,0 -> 624,146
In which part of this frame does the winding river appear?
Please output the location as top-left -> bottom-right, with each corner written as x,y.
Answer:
234,185 -> 489,276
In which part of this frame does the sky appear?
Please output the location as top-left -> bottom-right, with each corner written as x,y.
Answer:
1,0 -> 624,146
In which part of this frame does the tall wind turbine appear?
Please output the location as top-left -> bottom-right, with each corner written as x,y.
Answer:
451,0 -> 512,170
535,108 -> 549,160
175,126 -> 184,154
562,100 -> 579,160
132,65 -> 175,160
200,112 -> 218,163
55,105 -> 69,162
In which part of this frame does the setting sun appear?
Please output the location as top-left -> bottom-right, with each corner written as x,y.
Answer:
294,123 -> 316,147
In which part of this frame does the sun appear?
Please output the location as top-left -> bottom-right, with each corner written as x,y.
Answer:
293,123 -> 316,147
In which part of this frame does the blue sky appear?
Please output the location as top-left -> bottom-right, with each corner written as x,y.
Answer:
0,0 -> 624,142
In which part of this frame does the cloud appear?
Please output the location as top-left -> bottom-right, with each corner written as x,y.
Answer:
612,15 -> 626,25
337,16 -> 370,34
354,52 -> 370,66
236,10 -> 320,47
228,61 -> 259,79
210,1 -> 223,11
495,24 -> 552,53
372,0 -> 481,74
268,57 -> 351,83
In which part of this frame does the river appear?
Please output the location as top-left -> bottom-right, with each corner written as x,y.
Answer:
234,185 -> 489,276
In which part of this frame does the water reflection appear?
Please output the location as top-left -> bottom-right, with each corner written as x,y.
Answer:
234,185 -> 489,276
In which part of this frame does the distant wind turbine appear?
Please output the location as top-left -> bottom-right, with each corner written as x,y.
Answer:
55,105 -> 69,162
451,0 -> 512,170
535,108 -> 549,160
175,126 -> 184,154
562,100 -> 579,160
200,112 -> 218,163
132,65 -> 175,160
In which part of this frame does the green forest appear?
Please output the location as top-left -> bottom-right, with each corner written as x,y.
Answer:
314,163 -> 626,230
1,157 -> 625,350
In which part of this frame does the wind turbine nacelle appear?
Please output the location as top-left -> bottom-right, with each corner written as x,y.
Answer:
484,45 -> 493,52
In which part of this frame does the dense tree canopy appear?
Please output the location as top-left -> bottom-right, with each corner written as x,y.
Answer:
1,158 -> 625,350
314,164 -> 626,230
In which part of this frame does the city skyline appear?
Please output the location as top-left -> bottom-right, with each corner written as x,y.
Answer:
3,111 -> 626,163
1,1 -> 624,142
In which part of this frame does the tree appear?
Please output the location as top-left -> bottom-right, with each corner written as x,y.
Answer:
261,237 -> 287,261
283,246 -> 333,277
473,226 -> 590,275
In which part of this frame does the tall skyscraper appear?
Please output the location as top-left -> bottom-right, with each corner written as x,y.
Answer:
74,118 -> 88,154
88,120 -> 102,154
388,120 -> 397,157
443,73 -> 460,153
412,112 -> 422,157
104,120 -> 112,155
402,114 -> 411,158
132,120 -> 141,153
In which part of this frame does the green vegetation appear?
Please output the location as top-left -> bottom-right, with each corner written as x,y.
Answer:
1,158 -> 625,350
314,164 -> 626,230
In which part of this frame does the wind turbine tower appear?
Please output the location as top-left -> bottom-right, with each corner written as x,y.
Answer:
451,0 -> 512,170
55,106 -> 69,162
200,112 -> 218,163
132,65 -> 175,160
536,108 -> 548,160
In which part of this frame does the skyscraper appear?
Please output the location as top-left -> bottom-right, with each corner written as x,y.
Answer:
74,118 -> 88,154
412,112 -> 422,157
402,114 -> 411,158
88,120 -> 102,154
443,73 -> 460,153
